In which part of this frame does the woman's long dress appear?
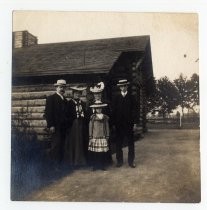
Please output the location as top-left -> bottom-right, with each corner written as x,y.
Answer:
65,99 -> 87,167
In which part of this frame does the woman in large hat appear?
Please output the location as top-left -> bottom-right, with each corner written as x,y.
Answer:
87,82 -> 106,116
64,86 -> 87,168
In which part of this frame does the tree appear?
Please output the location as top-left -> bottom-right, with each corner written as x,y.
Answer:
174,74 -> 189,116
146,76 -> 179,117
186,73 -> 199,112
145,77 -> 159,114
174,73 -> 199,115
156,77 -> 180,117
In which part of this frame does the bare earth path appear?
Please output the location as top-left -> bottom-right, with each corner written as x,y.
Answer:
26,129 -> 200,202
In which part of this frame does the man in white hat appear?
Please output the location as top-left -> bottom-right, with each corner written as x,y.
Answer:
44,79 -> 69,168
112,79 -> 138,168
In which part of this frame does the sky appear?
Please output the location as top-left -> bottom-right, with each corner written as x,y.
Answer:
12,11 -> 199,80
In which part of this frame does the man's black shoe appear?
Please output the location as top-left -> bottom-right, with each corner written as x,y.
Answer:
129,163 -> 136,168
116,162 -> 123,167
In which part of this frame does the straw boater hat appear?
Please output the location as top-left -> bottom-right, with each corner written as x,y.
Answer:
90,100 -> 107,108
70,86 -> 87,92
90,82 -> 105,93
54,79 -> 67,86
117,79 -> 130,86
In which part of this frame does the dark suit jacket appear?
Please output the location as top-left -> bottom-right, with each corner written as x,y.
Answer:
44,93 -> 68,128
112,92 -> 138,126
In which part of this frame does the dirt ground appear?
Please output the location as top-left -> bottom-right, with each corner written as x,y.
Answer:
25,129 -> 200,203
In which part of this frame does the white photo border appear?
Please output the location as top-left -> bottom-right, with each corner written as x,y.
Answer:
0,1 -> 206,210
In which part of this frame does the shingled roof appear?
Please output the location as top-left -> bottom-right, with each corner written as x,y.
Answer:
12,36 -> 151,78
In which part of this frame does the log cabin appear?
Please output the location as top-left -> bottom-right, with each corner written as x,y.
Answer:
12,30 -> 154,141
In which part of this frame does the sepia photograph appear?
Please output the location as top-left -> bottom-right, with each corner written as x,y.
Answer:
10,11 -> 201,203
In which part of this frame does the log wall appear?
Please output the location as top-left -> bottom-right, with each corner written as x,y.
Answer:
12,84 -> 87,141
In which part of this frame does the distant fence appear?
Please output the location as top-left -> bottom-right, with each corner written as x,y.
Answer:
147,116 -> 200,129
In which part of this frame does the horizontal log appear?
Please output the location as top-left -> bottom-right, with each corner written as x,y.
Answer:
27,119 -> 47,127
12,83 -> 89,93
12,91 -> 54,100
12,126 -> 49,135
12,113 -> 45,120
12,119 -> 47,127
12,106 -> 45,113
36,134 -> 51,141
12,90 -> 87,100
34,127 -> 49,135
12,99 -> 46,107
12,84 -> 54,92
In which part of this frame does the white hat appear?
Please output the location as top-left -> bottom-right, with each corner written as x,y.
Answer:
90,82 -> 105,93
117,79 -> 130,86
70,86 -> 87,91
90,100 -> 107,108
54,79 -> 66,86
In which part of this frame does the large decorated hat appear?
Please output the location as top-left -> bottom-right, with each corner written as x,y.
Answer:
54,79 -> 67,86
90,82 -> 105,93
117,79 -> 130,86
70,86 -> 87,91
90,100 -> 107,108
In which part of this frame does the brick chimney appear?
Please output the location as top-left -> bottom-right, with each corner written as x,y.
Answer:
13,30 -> 38,48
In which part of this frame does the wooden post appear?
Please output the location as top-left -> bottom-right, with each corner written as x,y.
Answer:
179,114 -> 182,128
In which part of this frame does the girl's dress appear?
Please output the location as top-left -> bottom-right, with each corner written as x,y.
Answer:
88,113 -> 109,170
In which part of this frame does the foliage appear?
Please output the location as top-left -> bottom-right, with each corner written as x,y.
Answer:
147,76 -> 179,117
157,77 -> 180,117
174,73 -> 199,115
187,73 -> 199,108
145,77 -> 159,114
146,73 -> 199,117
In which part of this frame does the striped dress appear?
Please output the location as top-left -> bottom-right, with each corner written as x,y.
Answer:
88,114 -> 109,152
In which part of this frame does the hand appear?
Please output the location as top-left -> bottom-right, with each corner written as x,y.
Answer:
49,126 -> 55,133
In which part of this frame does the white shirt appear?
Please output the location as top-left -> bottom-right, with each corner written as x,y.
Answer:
121,91 -> 128,97
56,92 -> 64,100
96,113 -> 104,119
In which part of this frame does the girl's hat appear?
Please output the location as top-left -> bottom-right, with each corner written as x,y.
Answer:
117,79 -> 130,86
90,82 -> 105,93
54,79 -> 67,86
70,86 -> 87,91
90,100 -> 107,108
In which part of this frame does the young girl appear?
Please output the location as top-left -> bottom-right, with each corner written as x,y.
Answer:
88,100 -> 110,171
